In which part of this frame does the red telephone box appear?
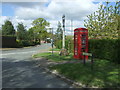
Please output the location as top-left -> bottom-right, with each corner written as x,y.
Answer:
74,28 -> 88,60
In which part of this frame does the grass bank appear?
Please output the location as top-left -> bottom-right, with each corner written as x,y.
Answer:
33,52 -> 76,62
33,51 -> 119,88
49,59 -> 119,88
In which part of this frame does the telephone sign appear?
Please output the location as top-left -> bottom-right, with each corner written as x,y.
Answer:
74,28 -> 88,60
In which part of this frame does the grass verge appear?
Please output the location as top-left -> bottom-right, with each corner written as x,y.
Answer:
49,48 -> 60,51
33,52 -> 76,62
49,59 -> 120,88
33,52 -> 120,87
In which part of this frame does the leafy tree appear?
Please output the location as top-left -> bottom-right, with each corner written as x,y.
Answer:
27,27 -> 35,41
55,21 -> 63,40
0,30 -> 2,36
84,2 -> 120,39
16,23 -> 27,40
2,20 -> 15,36
32,18 -> 50,41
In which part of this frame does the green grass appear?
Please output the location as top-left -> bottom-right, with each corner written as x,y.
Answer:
33,52 -> 52,58
49,59 -> 120,88
33,52 -> 120,87
49,48 -> 60,51
33,52 -> 76,62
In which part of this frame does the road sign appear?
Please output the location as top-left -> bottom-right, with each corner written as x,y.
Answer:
82,52 -> 92,56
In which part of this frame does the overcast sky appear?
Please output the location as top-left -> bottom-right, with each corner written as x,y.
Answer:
0,0 -> 117,35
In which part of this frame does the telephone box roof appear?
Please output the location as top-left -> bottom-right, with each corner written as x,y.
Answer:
74,28 -> 88,31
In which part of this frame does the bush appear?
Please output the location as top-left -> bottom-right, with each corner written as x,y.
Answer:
54,38 -> 74,53
16,40 -> 35,47
89,39 -> 119,64
54,40 -> 62,49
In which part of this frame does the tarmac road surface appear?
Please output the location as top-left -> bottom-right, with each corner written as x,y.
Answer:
1,44 -> 72,88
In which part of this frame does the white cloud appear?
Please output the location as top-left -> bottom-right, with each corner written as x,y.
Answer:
15,0 -> 99,20
15,6 -> 52,20
0,16 -> 9,25
1,0 -> 101,35
1,0 -> 48,2
11,16 -> 33,29
0,16 -> 33,30
2,2 -> 46,8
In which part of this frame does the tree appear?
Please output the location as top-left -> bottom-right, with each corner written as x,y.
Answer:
0,30 -> 2,36
32,18 -> 50,41
84,2 -> 120,39
55,21 -> 63,40
16,23 -> 27,40
2,20 -> 15,36
27,27 -> 35,41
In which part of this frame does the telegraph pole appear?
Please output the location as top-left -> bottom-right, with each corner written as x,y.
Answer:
71,19 -> 73,35
62,15 -> 65,49
51,28 -> 54,55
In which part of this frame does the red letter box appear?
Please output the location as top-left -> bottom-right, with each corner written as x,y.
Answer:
74,28 -> 88,60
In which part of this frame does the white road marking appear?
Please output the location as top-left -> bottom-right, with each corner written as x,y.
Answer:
1,51 -> 38,56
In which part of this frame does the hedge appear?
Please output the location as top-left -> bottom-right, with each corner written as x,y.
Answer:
54,39 -> 74,53
54,38 -> 119,64
88,39 -> 119,64
1,35 -> 17,48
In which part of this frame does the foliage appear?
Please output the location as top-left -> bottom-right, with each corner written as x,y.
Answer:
54,35 -> 74,53
54,40 -> 62,49
16,23 -> 27,41
50,59 -> 119,87
16,23 -> 36,47
54,37 -> 119,64
88,39 -> 120,64
27,27 -> 35,41
65,36 -> 74,53
0,30 -> 2,35
84,2 -> 120,39
32,18 -> 50,41
16,40 -> 35,47
55,21 -> 63,40
2,20 -> 15,36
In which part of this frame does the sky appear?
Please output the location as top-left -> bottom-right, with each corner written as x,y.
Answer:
0,0 -> 118,35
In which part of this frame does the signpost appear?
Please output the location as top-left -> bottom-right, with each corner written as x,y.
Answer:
82,52 -> 94,70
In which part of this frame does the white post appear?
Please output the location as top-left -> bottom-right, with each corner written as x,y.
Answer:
63,27 -> 65,49
62,15 -> 65,49
71,19 -> 73,35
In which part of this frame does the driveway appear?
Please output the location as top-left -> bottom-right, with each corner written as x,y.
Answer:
1,44 -> 72,88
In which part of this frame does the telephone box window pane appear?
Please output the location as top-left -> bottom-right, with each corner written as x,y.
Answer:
82,40 -> 86,44
82,45 -> 86,48
80,31 -> 86,32
75,52 -> 77,55
82,34 -> 86,37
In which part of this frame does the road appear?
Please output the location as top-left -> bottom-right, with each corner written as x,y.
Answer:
1,44 -> 71,88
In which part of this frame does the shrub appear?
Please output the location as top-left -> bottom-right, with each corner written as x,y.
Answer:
16,40 -> 35,47
88,39 -> 119,64
54,40 -> 62,49
54,38 -> 74,53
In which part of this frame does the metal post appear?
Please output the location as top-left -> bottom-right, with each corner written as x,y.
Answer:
49,28 -> 54,55
83,55 -> 86,65
51,28 -> 53,55
62,15 -> 65,49
91,54 -> 94,70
